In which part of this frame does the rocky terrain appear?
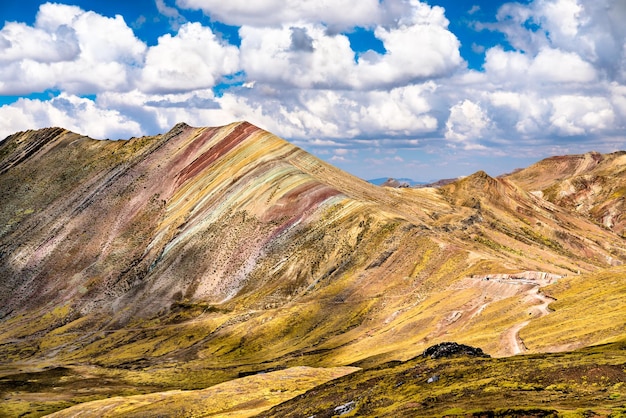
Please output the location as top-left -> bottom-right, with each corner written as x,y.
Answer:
0,122 -> 625,417
508,151 -> 626,236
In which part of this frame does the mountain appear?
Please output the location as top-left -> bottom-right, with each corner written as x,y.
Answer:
507,151 -> 626,235
368,177 -> 426,187
1,123 -> 625,417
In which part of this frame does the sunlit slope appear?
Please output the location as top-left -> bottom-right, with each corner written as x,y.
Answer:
0,122 -> 468,369
508,151 -> 626,235
43,366 -> 358,418
0,122 -> 385,317
1,122 -> 625,363
257,340 -> 626,417
438,169 -> 626,273
1,122 -> 626,417
521,265 -> 626,352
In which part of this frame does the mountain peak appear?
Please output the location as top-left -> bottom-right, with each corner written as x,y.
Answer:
466,170 -> 493,182
444,170 -> 498,194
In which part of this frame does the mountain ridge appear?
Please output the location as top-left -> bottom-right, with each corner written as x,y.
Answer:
507,150 -> 626,235
1,122 -> 625,416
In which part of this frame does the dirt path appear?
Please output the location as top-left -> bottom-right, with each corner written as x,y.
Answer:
507,320 -> 530,354
442,272 -> 558,356
505,287 -> 554,355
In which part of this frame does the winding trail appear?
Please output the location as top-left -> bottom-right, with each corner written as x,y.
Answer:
443,271 -> 559,356
507,320 -> 530,354
506,287 -> 554,355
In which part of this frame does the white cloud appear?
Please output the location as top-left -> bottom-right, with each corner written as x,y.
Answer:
238,24 -> 355,89
485,89 -> 620,139
470,0 -> 626,144
528,47 -> 596,83
357,17 -> 462,86
68,10 -> 145,64
491,0 -> 626,81
176,0 -> 382,29
357,84 -> 438,133
0,22 -> 79,64
549,95 -> 615,136
96,89 -> 239,133
0,94 -> 142,140
483,46 -> 531,82
487,91 -> 551,136
484,46 -> 595,84
238,5 -> 462,91
215,82 -> 440,142
0,3 -> 146,95
445,100 -> 491,147
539,0 -> 583,38
141,22 -> 239,93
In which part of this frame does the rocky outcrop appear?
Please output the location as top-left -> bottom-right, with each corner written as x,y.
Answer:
423,342 -> 490,359
508,151 -> 626,235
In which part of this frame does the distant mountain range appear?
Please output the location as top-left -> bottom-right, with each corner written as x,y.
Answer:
1,122 -> 625,416
368,177 -> 427,187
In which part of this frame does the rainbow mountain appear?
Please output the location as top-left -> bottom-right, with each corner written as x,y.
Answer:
1,122 -> 625,417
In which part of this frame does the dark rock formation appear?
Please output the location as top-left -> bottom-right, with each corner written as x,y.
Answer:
423,342 -> 490,359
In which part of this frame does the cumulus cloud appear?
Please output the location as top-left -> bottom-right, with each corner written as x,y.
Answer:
0,22 -> 79,63
176,0 -> 382,29
356,15 -> 462,86
484,46 -> 596,84
141,22 -> 239,93
238,24 -> 353,89
35,3 -> 82,29
238,6 -> 462,90
528,48 -> 596,83
95,89 -> 239,134
0,2 -> 146,95
485,90 -> 618,139
549,95 -> 615,136
487,91 -> 550,137
0,94 -> 142,139
465,0 -> 626,152
486,0 -> 626,82
445,100 -> 491,149
215,82 -> 440,141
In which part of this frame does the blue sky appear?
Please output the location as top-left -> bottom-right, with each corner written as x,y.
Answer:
0,0 -> 625,181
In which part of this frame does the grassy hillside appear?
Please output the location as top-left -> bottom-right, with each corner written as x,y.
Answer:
257,340 -> 626,417
522,266 -> 626,352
